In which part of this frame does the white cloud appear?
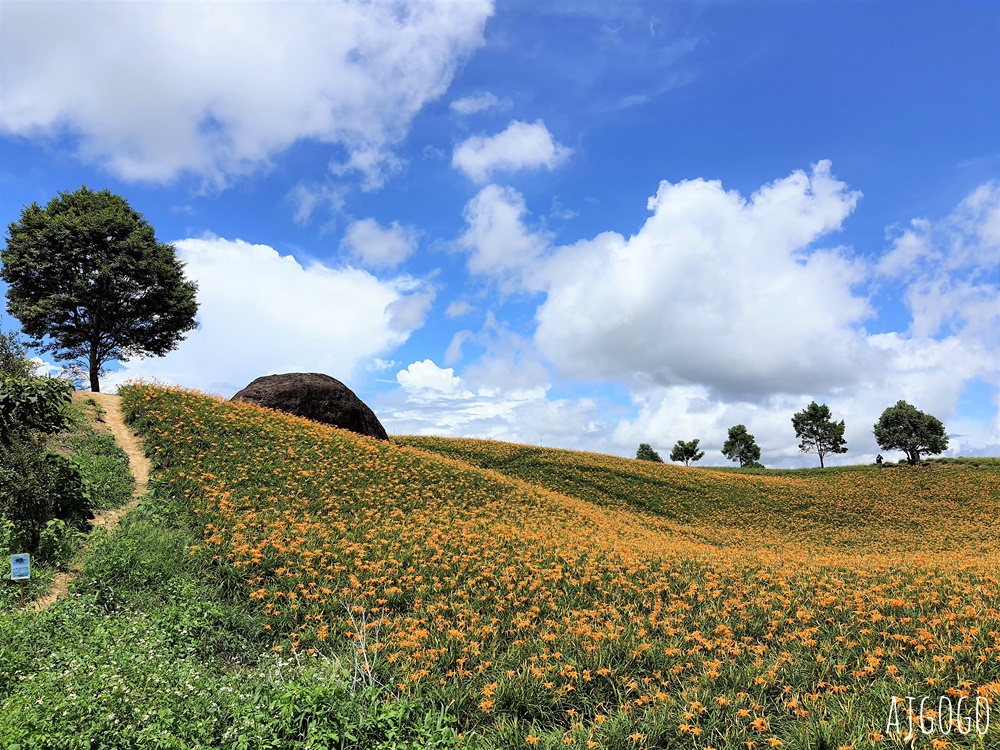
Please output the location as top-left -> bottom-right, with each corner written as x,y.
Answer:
367,358 -> 397,373
458,184 -> 552,291
385,358 -> 606,446
289,183 -> 348,225
607,181 -> 1000,466
533,161 -> 871,399
102,236 -> 427,396
445,301 -> 477,318
452,120 -> 571,183
0,0 -> 492,186
450,92 -> 512,116
445,330 -> 475,364
340,218 -> 420,269
879,181 -> 999,340
387,288 -> 436,331
29,357 -> 61,378
396,359 -> 472,401
446,168 -> 998,463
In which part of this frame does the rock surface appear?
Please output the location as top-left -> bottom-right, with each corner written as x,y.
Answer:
231,373 -> 389,441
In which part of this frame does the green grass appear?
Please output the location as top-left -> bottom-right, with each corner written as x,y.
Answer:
0,489 -> 463,749
0,393 -> 462,750
3,391 -> 998,748
1,396 -> 135,609
395,435 -> 1000,553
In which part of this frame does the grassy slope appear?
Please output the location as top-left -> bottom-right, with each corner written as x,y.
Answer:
0,391 -> 459,750
51,385 -> 992,750
396,435 -> 1000,556
0,396 -> 134,607
5,388 -> 998,748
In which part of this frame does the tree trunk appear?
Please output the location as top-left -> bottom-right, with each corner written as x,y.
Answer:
819,453 -> 825,468
89,345 -> 100,392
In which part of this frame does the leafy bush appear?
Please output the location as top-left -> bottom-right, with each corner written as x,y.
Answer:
0,376 -> 73,445
0,325 -> 34,379
36,518 -> 82,567
0,435 -> 92,550
0,515 -> 29,557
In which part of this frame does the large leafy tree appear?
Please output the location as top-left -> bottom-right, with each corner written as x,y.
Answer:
791,401 -> 848,468
1,187 -> 198,392
670,438 -> 705,466
722,424 -> 761,467
874,400 -> 948,465
636,443 -> 664,462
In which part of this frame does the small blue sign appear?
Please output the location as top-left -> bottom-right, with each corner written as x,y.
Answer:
10,554 -> 30,580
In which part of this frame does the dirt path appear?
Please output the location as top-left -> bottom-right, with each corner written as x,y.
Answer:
31,391 -> 150,610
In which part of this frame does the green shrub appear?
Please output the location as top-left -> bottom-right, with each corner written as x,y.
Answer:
36,518 -> 82,567
0,376 -> 73,445
0,515 -> 29,557
0,435 -> 92,550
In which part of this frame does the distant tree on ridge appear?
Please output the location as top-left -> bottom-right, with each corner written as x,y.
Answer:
636,443 -> 664,462
670,438 -> 705,466
721,424 -> 761,467
791,401 -> 847,468
873,400 -> 948,465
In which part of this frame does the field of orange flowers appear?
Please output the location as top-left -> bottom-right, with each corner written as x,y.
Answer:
120,385 -> 1000,749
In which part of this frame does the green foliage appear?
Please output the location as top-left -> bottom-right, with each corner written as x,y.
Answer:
721,424 -> 761,467
0,467 -> 462,750
0,324 -> 34,379
668,438 -> 704,466
0,434 -> 92,551
0,376 -> 73,445
874,400 -> 949,465
67,430 -> 134,510
0,385 -> 130,560
791,400 -> 847,468
1,186 -> 199,392
36,518 -> 83,567
0,516 -> 29,558
635,442 -> 663,462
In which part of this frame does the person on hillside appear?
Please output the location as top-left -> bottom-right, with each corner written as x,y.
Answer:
876,454 -> 883,470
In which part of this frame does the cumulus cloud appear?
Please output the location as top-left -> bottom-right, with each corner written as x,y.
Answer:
448,167 -> 998,463
879,181 -> 999,340
527,161 -> 868,399
457,184 -> 552,291
341,218 -> 420,269
452,120 -> 571,183
103,236 -> 428,395
609,181 -> 1000,467
395,359 -> 472,401
450,92 -> 512,116
0,0 -> 492,186
384,359 -> 608,446
451,163 -> 875,399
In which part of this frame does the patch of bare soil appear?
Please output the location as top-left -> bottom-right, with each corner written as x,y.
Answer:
31,391 -> 150,611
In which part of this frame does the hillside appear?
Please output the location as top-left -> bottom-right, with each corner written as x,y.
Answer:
397,436 -> 1000,557
5,384 -> 997,749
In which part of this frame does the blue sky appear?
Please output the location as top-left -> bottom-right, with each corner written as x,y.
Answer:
1,0 -> 997,467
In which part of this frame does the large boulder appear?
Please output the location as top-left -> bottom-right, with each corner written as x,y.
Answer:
231,373 -> 388,441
